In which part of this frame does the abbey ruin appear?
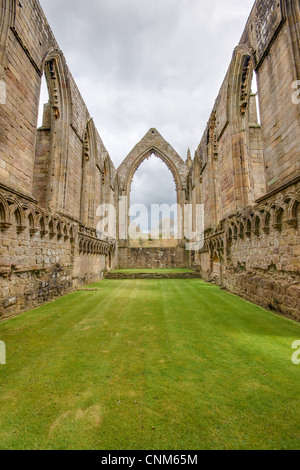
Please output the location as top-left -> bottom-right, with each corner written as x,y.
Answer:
0,0 -> 299,320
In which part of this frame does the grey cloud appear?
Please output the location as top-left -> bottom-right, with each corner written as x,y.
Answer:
131,157 -> 177,207
39,0 -> 254,204
129,156 -> 177,233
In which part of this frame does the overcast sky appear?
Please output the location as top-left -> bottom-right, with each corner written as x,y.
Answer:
39,0 -> 254,230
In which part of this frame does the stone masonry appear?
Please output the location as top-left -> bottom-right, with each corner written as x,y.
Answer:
0,0 -> 299,320
0,0 -> 117,318
118,246 -> 188,270
190,0 -> 300,321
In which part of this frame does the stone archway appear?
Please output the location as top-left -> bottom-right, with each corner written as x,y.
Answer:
117,128 -> 189,242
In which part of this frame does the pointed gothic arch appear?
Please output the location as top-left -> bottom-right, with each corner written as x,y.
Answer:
80,119 -> 97,226
118,129 -> 188,199
227,45 -> 266,208
33,48 -> 71,213
117,129 -> 189,241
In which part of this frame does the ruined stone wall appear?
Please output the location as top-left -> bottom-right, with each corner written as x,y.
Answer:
0,0 -> 116,214
192,0 -> 300,226
1,0 -> 299,320
192,0 -> 300,320
1,0 -> 56,195
241,0 -> 300,192
198,178 -> 300,321
118,246 -> 188,270
0,184 -> 116,319
0,0 -> 117,318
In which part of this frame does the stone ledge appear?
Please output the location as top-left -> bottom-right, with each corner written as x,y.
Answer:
105,272 -> 203,280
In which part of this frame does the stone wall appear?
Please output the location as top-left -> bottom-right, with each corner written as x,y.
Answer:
0,0 -> 300,321
0,0 -> 117,318
0,0 -> 117,214
189,0 -> 300,320
0,184 -> 116,319
241,0 -> 300,193
224,178 -> 300,321
118,246 -> 188,269
191,0 -> 300,227
197,178 -> 300,321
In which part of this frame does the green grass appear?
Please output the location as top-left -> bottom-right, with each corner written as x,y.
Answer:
112,268 -> 194,274
0,279 -> 299,450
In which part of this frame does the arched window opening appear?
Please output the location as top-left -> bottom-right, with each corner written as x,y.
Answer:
246,219 -> 252,237
264,212 -> 271,233
81,124 -> 97,228
37,72 -> 50,129
250,71 -> 261,126
40,218 -> 45,232
57,222 -> 62,239
274,208 -> 284,230
129,154 -> 177,247
14,209 -> 21,226
70,226 -> 75,242
293,200 -> 300,222
289,199 -> 299,224
49,220 -> 55,238
106,251 -> 112,270
227,228 -> 232,244
14,208 -> 25,234
39,218 -> 45,236
239,222 -> 244,239
233,224 -> 238,240
227,228 -> 232,258
296,202 -> 300,226
103,158 -> 112,206
249,69 -> 265,199
34,67 -> 52,208
0,202 -> 6,221
254,216 -> 261,236
34,55 -> 70,214
28,213 -> 34,228
212,251 -> 221,278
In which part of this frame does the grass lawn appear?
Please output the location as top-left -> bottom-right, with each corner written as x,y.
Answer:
112,268 -> 194,274
0,279 -> 299,450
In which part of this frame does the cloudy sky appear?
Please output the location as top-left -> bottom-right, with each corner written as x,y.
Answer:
39,0 -> 254,231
